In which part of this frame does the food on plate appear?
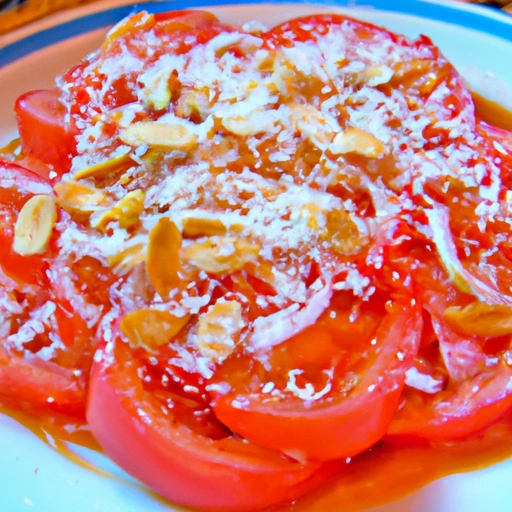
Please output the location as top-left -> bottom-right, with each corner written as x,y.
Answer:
2,8 -> 512,511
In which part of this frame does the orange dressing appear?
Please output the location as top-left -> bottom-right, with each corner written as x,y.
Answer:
290,412 -> 512,511
473,92 -> 512,132
1,94 -> 512,511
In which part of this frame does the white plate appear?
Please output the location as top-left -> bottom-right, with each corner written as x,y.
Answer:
1,1 -> 512,511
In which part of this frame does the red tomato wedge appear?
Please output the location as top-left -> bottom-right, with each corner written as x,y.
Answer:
211,298 -> 422,461
15,89 -> 77,176
87,336 -> 340,512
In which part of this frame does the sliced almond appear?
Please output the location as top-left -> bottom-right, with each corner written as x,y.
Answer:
120,122 -> 197,151
198,300 -> 243,362
182,237 -> 260,274
330,127 -> 387,158
13,195 -> 57,256
147,217 -> 184,298
444,302 -> 512,338
221,111 -> 276,137
54,181 -> 109,218
74,153 -> 133,180
121,308 -> 190,351
93,189 -> 145,231
182,217 -> 227,237
107,243 -> 146,274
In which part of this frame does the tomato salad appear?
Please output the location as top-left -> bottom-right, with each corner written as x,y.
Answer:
2,9 -> 512,511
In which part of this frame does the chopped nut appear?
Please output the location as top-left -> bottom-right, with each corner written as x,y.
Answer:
175,88 -> 210,121
330,127 -> 387,158
198,301 -> 243,362
289,104 -> 336,147
298,203 -> 324,231
107,243 -> 145,274
322,209 -> 368,255
120,122 -> 197,151
444,302 -> 512,337
121,308 -> 190,351
74,153 -> 133,180
93,189 -> 145,231
359,65 -> 394,86
182,237 -> 260,274
266,59 -> 295,94
147,217 -> 184,298
13,195 -> 57,256
54,181 -> 109,218
143,69 -> 172,111
182,217 -> 227,237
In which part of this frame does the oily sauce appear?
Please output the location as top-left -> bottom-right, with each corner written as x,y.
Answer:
473,92 -> 512,132
4,402 -> 512,511
2,93 -> 512,511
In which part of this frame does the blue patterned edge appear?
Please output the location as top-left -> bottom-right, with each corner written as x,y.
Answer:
1,0 -> 511,68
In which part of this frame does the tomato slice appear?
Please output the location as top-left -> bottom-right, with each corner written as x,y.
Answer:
87,336 -> 340,511
0,345 -> 86,417
388,269 -> 512,442
0,159 -> 54,285
15,89 -> 77,176
0,265 -> 87,416
211,296 -> 422,461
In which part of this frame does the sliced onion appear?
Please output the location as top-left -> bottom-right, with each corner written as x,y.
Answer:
249,279 -> 333,352
425,205 -> 512,305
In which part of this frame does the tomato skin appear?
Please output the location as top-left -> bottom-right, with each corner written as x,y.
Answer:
212,300 -> 422,461
15,89 -> 77,176
87,338 -> 340,512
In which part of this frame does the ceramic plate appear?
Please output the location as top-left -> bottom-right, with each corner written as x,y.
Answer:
1,1 -> 512,511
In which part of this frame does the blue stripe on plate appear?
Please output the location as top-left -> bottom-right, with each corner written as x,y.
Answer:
1,0 -> 511,68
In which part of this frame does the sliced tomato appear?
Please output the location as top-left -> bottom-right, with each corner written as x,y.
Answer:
15,89 -> 77,176
210,295 -> 422,461
46,251 -> 119,371
0,159 -> 55,285
0,267 -> 87,416
0,345 -> 86,417
87,336 -> 340,511
388,270 -> 512,442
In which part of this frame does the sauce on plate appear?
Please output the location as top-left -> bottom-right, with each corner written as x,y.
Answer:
3,403 -> 512,511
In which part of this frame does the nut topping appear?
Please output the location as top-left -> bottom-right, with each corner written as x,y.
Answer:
182,237 -> 260,274
330,127 -> 387,158
121,308 -> 191,350
147,217 -> 184,298
198,300 -> 243,362
13,195 -> 57,256
120,122 -> 197,151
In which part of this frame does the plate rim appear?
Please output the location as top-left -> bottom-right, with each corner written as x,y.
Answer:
1,0 -> 512,67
